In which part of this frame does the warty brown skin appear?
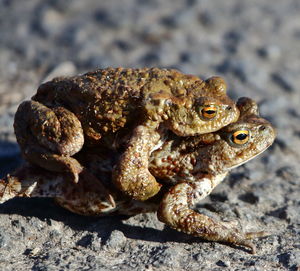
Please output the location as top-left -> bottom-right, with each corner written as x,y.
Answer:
153,97 -> 275,253
14,67 -> 239,200
1,98 -> 275,253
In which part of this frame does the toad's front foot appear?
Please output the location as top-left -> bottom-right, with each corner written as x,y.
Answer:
114,169 -> 161,201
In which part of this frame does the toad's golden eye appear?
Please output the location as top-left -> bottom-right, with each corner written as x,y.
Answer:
231,130 -> 249,145
200,105 -> 218,120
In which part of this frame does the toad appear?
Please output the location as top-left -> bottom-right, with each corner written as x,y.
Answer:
1,98 -> 275,253
14,68 -> 239,201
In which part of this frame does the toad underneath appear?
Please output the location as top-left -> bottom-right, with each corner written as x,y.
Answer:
1,98 -> 275,253
13,68 -> 239,201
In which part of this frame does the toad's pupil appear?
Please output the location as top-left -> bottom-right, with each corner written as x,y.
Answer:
236,133 -> 247,140
204,110 -> 215,114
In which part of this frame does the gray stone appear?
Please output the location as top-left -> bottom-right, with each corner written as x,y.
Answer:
0,232 -> 10,249
271,72 -> 295,93
105,230 -> 126,249
257,45 -> 281,60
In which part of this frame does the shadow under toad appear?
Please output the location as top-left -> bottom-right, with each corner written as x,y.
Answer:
0,196 -> 200,245
0,197 -> 253,253
0,141 -> 251,252
0,140 -> 187,245
0,140 -> 23,178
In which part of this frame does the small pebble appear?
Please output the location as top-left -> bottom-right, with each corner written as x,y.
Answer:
105,230 -> 126,249
216,260 -> 231,267
42,62 -> 77,83
257,45 -> 281,60
0,232 -> 10,249
271,72 -> 295,93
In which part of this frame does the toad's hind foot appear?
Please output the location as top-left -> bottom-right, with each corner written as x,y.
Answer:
245,231 -> 270,239
238,231 -> 270,253
236,240 -> 256,254
158,182 -> 267,253
14,100 -> 85,183
21,145 -> 84,183
222,231 -> 268,254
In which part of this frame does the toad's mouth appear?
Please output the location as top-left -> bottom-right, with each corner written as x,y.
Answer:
227,141 -> 274,170
170,121 -> 218,137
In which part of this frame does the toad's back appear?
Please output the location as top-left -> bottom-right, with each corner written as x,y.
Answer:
32,67 -> 201,144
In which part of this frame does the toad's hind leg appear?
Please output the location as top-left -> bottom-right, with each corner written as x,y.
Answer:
54,169 -> 117,216
14,100 -> 84,183
0,166 -> 116,215
157,180 -> 267,254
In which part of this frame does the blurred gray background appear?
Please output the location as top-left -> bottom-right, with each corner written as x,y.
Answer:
0,0 -> 299,270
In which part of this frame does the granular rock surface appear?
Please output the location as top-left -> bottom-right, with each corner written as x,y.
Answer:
0,0 -> 299,270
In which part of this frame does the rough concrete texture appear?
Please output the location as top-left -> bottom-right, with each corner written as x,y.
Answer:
0,0 -> 299,270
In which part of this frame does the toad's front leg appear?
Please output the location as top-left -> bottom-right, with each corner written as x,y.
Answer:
157,177 -> 266,253
113,124 -> 162,201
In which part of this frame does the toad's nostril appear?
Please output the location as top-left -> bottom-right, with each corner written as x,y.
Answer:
259,125 -> 266,131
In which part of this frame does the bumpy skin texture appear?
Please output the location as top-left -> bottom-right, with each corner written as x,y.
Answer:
14,68 -> 239,200
1,98 -> 275,253
150,98 -> 275,253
